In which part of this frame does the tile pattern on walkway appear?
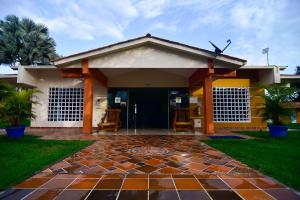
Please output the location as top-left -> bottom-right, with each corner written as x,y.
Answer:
1,135 -> 299,200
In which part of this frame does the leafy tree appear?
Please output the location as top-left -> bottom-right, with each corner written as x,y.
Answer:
0,15 -> 57,66
257,83 -> 298,125
0,81 -> 38,127
290,66 -> 300,102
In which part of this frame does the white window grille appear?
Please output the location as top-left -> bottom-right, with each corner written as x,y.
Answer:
213,87 -> 250,122
48,88 -> 84,121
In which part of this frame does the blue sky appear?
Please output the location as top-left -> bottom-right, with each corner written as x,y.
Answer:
1,0 -> 299,74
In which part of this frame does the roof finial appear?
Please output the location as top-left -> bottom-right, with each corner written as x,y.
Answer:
146,33 -> 151,37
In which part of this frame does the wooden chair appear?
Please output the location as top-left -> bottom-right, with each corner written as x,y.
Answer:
97,109 -> 121,132
172,108 -> 193,132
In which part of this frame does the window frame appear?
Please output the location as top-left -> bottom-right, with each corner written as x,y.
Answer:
213,87 -> 251,123
47,87 -> 84,122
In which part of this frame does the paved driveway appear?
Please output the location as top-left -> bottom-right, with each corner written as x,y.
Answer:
1,135 -> 299,200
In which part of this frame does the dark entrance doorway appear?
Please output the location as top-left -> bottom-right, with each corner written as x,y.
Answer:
108,87 -> 189,129
129,88 -> 168,129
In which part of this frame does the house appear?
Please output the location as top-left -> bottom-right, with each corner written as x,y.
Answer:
0,34 -> 289,134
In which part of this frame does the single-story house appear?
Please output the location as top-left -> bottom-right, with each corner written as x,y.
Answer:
1,34 -> 291,134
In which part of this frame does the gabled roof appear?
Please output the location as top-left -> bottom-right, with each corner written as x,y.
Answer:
54,34 -> 246,66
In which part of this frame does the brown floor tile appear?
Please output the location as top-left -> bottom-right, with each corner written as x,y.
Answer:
194,174 -> 218,179
158,166 -> 182,174
185,163 -> 208,172
15,178 -> 51,189
218,174 -> 244,179
145,158 -> 164,166
94,178 -> 123,189
149,190 -> 179,200
206,150 -> 224,157
149,179 -> 175,190
117,162 -> 138,171
236,189 -> 274,200
122,178 -> 148,190
86,190 -> 118,200
126,174 -> 148,178
206,164 -> 232,173
136,165 -> 157,173
67,178 -> 98,189
54,174 -> 79,178
40,178 -> 74,190
248,178 -> 285,189
169,155 -> 186,162
99,161 -> 115,169
127,158 -> 142,163
149,174 -> 172,179
102,174 -> 124,179
198,178 -> 231,190
178,190 -> 211,200
174,178 -> 203,190
23,189 -> 62,200
119,190 -> 148,200
0,189 -> 33,200
56,190 -> 91,200
172,174 -> 195,178
78,174 -> 102,178
207,190 -> 242,200
223,178 -> 258,189
264,188 -> 300,200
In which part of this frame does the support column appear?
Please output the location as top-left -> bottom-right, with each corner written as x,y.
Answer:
203,59 -> 215,135
82,60 -> 94,134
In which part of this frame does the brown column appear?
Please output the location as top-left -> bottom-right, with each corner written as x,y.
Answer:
82,60 -> 94,134
203,59 -> 215,135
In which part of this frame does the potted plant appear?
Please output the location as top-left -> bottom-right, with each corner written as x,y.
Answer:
258,83 -> 298,137
0,81 -> 38,139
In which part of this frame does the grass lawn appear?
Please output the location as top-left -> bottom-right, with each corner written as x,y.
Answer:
0,135 -> 93,190
204,131 -> 300,191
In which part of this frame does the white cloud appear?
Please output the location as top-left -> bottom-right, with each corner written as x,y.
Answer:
149,21 -> 179,32
135,0 -> 169,18
2,0 -> 139,40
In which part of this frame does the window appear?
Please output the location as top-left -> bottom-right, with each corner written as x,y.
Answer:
48,88 -> 84,121
213,87 -> 250,122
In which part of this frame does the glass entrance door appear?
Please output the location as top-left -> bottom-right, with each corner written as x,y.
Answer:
108,88 -> 128,129
128,88 -> 169,129
108,87 -> 189,130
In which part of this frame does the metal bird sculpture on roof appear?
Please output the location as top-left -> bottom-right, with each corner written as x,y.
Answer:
209,39 -> 231,57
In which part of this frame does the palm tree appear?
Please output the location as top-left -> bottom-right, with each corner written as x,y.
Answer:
0,15 -> 57,66
0,81 -> 38,127
0,15 -> 21,66
258,83 -> 298,125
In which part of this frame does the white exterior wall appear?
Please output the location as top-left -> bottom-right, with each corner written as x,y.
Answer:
258,67 -> 281,84
89,45 -> 208,69
107,69 -> 189,87
18,68 -> 108,128
30,69 -> 84,127
17,66 -> 38,86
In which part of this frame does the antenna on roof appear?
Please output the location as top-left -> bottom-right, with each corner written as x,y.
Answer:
209,39 -> 231,57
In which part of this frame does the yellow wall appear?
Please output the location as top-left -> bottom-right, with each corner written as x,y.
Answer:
190,78 -> 267,130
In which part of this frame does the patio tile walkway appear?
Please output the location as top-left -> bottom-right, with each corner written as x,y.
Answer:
1,135 -> 299,200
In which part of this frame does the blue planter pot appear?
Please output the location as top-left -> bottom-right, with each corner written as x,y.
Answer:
268,125 -> 288,137
5,125 -> 26,139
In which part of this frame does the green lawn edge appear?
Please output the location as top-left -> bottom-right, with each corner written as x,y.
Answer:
203,131 -> 300,191
0,135 -> 93,190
